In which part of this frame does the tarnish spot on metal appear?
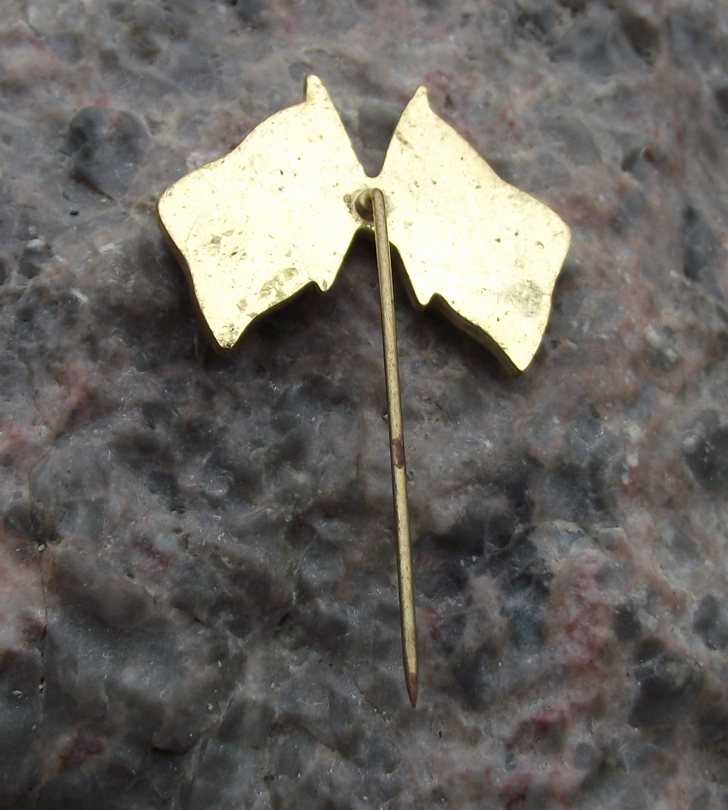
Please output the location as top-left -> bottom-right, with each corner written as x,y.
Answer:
392,436 -> 406,469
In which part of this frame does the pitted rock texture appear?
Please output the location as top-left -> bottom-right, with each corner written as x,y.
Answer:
1,1 -> 728,808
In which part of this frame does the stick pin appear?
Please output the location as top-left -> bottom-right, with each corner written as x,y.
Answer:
157,75 -> 571,708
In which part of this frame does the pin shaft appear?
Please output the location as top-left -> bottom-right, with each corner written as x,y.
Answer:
367,188 -> 418,708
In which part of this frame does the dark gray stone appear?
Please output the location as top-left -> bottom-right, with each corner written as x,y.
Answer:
613,604 -> 641,642
0,651 -> 42,807
452,640 -> 504,710
683,410 -> 728,494
697,700 -> 728,755
681,203 -> 722,281
546,115 -> 600,165
715,82 -> 728,118
628,653 -> 703,728
18,237 -> 52,279
29,443 -> 109,542
66,107 -> 149,198
619,8 -> 662,65
231,0 -> 265,25
693,594 -> 728,651
551,6 -> 643,76
358,99 -> 401,153
51,547 -> 155,630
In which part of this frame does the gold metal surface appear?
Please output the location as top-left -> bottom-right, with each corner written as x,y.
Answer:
379,87 -> 571,374
157,75 -> 572,706
157,76 -> 363,353
359,188 -> 418,708
158,74 -> 570,370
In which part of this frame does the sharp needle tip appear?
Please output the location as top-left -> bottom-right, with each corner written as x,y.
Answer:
407,671 -> 419,708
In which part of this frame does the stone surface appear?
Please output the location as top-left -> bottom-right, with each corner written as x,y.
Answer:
1,0 -> 728,808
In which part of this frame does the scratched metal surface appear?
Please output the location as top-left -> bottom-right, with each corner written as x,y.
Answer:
1,1 -> 728,808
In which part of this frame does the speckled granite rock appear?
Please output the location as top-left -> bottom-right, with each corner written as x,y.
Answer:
1,1 -> 728,808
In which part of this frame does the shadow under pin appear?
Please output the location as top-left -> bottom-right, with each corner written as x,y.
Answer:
157,75 -> 571,707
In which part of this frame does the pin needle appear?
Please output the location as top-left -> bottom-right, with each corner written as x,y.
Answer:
357,188 -> 418,708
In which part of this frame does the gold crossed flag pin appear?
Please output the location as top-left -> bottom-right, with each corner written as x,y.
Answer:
158,75 -> 571,707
